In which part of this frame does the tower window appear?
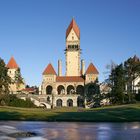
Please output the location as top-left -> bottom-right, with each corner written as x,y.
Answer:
68,45 -> 78,49
68,45 -> 72,49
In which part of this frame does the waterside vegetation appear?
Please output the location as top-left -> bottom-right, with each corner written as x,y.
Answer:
0,103 -> 140,122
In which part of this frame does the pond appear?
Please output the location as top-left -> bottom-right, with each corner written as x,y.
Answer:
0,121 -> 140,140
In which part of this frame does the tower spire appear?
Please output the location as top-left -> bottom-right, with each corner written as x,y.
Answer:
66,18 -> 80,39
65,18 -> 81,76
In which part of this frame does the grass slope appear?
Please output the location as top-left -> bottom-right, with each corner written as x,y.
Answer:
0,103 -> 140,122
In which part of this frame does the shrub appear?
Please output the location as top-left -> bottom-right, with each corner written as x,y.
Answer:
0,94 -> 36,108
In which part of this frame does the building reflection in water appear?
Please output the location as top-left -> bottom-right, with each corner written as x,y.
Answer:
1,122 -> 140,140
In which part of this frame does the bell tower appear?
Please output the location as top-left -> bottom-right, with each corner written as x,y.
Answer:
65,18 -> 80,76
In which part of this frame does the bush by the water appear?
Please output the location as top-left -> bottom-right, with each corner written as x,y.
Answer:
0,94 -> 36,108
135,92 -> 140,101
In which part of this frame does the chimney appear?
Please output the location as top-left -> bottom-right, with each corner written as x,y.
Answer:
81,59 -> 85,75
58,60 -> 62,76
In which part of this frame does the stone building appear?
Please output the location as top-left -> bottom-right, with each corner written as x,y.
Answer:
40,19 -> 99,107
7,56 -> 25,94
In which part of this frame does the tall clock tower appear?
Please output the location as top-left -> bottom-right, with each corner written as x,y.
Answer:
65,18 -> 81,76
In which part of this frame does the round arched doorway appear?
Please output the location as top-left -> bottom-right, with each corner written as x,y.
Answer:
56,99 -> 63,107
67,99 -> 73,107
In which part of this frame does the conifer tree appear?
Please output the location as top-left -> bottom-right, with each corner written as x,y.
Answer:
108,55 -> 140,104
85,78 -> 101,107
0,58 -> 11,94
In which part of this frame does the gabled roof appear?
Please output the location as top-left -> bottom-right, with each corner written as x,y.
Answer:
22,88 -> 36,92
66,18 -> 80,39
56,76 -> 84,82
7,56 -> 19,69
43,63 -> 57,75
86,63 -> 99,74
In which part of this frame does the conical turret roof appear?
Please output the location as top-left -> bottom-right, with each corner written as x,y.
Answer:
7,56 -> 19,69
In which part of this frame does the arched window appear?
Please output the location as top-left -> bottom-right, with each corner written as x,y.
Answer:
76,85 -> 84,96
46,85 -> 53,95
56,99 -> 63,107
67,99 -> 73,107
57,85 -> 65,95
67,85 -> 75,94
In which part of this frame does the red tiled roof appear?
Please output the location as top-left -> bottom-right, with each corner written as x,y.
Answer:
7,56 -> 19,69
86,63 -> 99,74
56,76 -> 84,82
66,18 -> 80,39
43,63 -> 57,75
22,88 -> 36,92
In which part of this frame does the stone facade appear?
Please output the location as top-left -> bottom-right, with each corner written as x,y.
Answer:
40,19 -> 99,108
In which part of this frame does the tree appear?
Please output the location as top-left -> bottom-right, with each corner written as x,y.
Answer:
110,64 -> 126,104
85,79 -> 101,107
14,68 -> 24,90
0,58 -> 11,94
124,56 -> 140,102
108,55 -> 140,104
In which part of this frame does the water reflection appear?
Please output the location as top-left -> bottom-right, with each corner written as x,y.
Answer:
0,122 -> 140,140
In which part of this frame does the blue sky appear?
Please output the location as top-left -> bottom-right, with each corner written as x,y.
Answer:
0,0 -> 140,86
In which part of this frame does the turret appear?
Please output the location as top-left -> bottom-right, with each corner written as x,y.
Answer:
81,59 -> 85,76
7,56 -> 19,81
58,60 -> 62,76
85,63 -> 99,84
43,63 -> 57,83
6,56 -> 25,93
42,63 -> 57,95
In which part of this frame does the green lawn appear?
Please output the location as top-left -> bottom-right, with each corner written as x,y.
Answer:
0,103 -> 140,122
